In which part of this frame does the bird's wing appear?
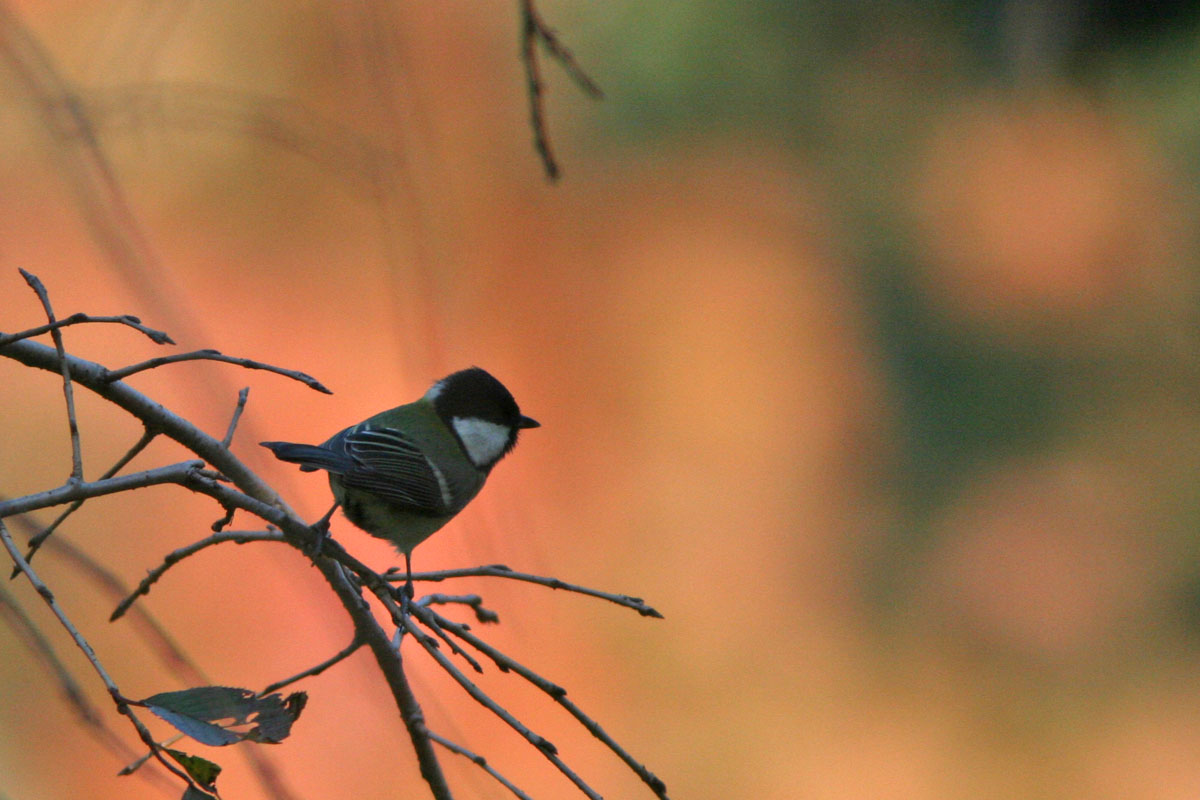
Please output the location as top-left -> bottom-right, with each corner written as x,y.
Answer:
335,424 -> 451,514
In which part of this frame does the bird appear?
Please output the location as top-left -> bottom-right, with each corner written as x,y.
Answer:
261,367 -> 539,600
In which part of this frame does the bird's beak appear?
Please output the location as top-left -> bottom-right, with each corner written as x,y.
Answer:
519,415 -> 540,429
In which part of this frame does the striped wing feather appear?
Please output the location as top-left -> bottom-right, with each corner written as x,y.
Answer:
333,424 -> 449,514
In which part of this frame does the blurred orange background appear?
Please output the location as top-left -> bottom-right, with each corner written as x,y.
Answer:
3,1 -> 1200,798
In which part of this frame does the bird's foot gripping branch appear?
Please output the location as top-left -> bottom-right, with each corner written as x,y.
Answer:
0,270 -> 669,800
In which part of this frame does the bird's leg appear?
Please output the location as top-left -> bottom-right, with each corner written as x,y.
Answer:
308,501 -> 339,557
401,551 -> 415,615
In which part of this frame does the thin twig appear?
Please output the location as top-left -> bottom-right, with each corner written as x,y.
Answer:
0,461 -> 205,520
421,593 -> 500,624
110,529 -> 284,621
425,605 -> 670,798
394,593 -> 497,671
0,584 -> 181,794
17,425 -> 157,573
397,606 -> 603,800
0,583 -> 97,720
410,603 -> 484,674
0,323 -> 676,799
319,558 -> 450,799
118,732 -> 184,778
428,730 -> 535,800
520,0 -> 558,181
523,0 -> 604,98
4,508 -> 210,684
10,513 -> 301,800
12,508 -> 288,797
221,387 -> 250,447
260,636 -> 364,695
20,269 -> 84,480
518,0 -> 602,181
0,519 -> 199,792
392,563 -> 665,618
209,503 -> 236,532
0,312 -> 174,347
9,506 -> 299,800
104,349 -> 332,394
0,337 -> 286,508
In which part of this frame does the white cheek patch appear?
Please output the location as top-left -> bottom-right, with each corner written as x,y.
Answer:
452,417 -> 511,468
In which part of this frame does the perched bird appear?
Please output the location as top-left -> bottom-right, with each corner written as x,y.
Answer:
261,367 -> 539,597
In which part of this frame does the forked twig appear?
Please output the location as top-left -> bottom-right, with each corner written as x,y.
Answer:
518,0 -> 603,180
425,605 -> 670,797
395,602 -> 604,800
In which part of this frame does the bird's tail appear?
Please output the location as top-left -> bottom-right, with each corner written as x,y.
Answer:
260,441 -> 349,474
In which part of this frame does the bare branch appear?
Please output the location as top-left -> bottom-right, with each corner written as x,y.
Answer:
420,593 -> 500,624
429,730 -> 535,800
209,503 -> 236,532
221,387 -> 251,447
2,287 -> 668,799
424,605 -> 670,798
260,636 -> 364,695
0,461 -> 204,532
0,312 -> 174,347
0,461 -> 204,520
104,349 -> 332,394
522,0 -> 604,99
408,601 -> 485,674
165,475 -> 455,800
0,519 -> 199,790
0,337 -> 285,506
110,529 -> 285,622
20,269 -> 84,480
518,0 -> 603,180
395,563 -> 665,618
5,511 -> 302,800
0,584 -> 181,793
398,607 -> 603,800
107,426 -> 160,473
327,559 -> 452,799
520,4 -> 558,181
15,425 -> 157,573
